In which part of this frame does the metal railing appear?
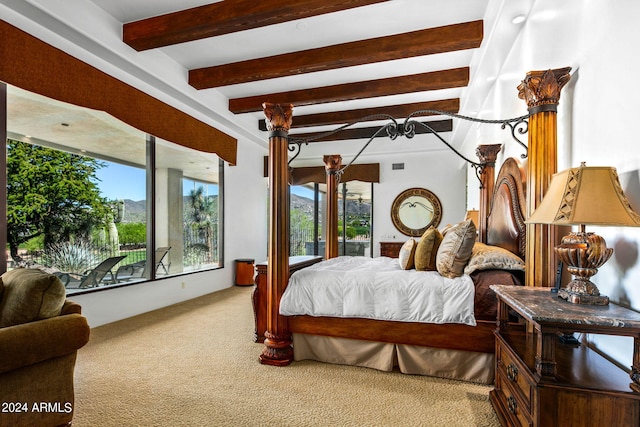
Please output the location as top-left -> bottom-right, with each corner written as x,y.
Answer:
12,232 -> 218,273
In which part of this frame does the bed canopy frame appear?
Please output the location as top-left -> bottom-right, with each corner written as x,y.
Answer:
259,67 -> 572,366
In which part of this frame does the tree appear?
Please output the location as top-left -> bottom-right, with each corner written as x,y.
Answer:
290,208 -> 314,255
186,186 -> 213,225
6,140 -> 110,258
184,186 -> 216,263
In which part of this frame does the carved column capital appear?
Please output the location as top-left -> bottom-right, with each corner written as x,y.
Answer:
517,67 -> 572,111
323,154 -> 342,172
476,144 -> 502,165
262,103 -> 294,132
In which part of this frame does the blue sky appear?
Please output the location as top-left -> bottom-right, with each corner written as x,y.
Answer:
291,185 -> 314,199
95,162 -> 146,201
96,161 -> 309,201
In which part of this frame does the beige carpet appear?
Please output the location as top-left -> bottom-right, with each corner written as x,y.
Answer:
73,286 -> 500,426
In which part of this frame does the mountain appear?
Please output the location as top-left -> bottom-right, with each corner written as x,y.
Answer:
121,199 -> 146,223
120,195 -> 220,223
291,194 -> 371,217
122,194 -> 369,224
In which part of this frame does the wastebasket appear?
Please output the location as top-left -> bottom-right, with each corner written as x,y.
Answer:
234,258 -> 255,286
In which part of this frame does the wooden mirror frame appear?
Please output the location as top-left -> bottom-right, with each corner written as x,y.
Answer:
391,188 -> 443,236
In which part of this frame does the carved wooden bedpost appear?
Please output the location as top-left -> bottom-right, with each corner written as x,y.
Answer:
476,144 -> 502,244
324,155 -> 342,259
518,67 -> 571,287
260,103 -> 293,366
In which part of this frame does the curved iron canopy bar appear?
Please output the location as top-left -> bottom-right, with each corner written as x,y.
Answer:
287,110 -> 532,183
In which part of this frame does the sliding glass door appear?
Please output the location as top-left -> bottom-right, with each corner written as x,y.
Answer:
290,181 -> 373,257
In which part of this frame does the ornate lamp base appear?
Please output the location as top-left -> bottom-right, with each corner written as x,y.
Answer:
558,288 -> 610,305
554,231 -> 613,306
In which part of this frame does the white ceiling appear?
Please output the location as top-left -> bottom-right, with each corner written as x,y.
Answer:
2,0 -> 584,174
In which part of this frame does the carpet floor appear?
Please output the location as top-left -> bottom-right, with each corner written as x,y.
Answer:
73,285 -> 500,426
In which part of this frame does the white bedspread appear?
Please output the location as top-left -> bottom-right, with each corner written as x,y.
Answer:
279,256 -> 476,326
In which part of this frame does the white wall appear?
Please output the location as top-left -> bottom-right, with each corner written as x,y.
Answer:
566,0 -> 640,368
461,0 -> 640,369
372,149 -> 468,256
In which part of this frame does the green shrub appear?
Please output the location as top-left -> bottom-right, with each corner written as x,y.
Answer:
43,240 -> 100,274
117,222 -> 146,244
23,235 -> 44,254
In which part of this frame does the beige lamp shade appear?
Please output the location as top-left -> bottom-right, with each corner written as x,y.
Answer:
526,164 -> 640,227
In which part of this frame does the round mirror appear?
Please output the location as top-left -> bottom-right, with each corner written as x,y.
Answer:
391,188 -> 442,236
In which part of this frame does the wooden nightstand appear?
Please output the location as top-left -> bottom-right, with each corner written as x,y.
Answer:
490,285 -> 640,427
379,241 -> 405,258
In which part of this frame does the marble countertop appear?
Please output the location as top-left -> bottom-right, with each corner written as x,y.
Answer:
491,285 -> 640,329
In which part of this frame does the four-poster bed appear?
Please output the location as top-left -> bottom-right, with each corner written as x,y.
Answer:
280,152 -> 525,383
258,67 -> 572,382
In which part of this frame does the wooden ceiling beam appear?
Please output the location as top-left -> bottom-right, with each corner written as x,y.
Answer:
190,20 -> 482,89
258,99 -> 460,130
288,119 -> 453,142
123,0 -> 390,51
231,67 -> 469,114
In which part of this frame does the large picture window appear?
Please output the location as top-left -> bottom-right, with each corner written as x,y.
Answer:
4,85 -> 224,294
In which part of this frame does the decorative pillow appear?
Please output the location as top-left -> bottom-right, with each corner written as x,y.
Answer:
435,220 -> 477,278
0,268 -> 66,328
464,242 -> 525,275
414,227 -> 443,271
398,239 -> 417,270
440,224 -> 454,237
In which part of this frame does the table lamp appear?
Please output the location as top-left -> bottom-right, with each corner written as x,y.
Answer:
526,163 -> 640,305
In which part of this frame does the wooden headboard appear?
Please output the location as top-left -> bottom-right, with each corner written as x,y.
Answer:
485,157 -> 527,259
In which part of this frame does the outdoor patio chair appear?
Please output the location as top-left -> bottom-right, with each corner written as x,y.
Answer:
155,247 -> 171,275
113,247 -> 170,281
115,260 -> 146,283
61,255 -> 126,289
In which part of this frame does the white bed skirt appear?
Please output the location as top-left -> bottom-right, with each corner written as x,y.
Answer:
292,333 -> 495,385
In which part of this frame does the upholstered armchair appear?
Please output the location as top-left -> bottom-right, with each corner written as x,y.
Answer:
0,268 -> 90,427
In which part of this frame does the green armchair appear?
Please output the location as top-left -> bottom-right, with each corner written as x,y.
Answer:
0,268 -> 90,427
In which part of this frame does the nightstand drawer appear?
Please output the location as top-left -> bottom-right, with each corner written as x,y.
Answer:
495,369 -> 532,427
496,336 -> 534,412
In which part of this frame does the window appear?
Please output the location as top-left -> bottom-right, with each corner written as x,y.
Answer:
290,184 -> 320,256
181,177 -> 222,272
290,181 -> 373,257
338,181 -> 372,257
4,84 -> 223,293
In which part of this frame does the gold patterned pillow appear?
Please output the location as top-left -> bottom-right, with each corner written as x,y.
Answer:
398,239 -> 417,270
464,242 -> 525,274
435,220 -> 477,278
414,227 -> 443,271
